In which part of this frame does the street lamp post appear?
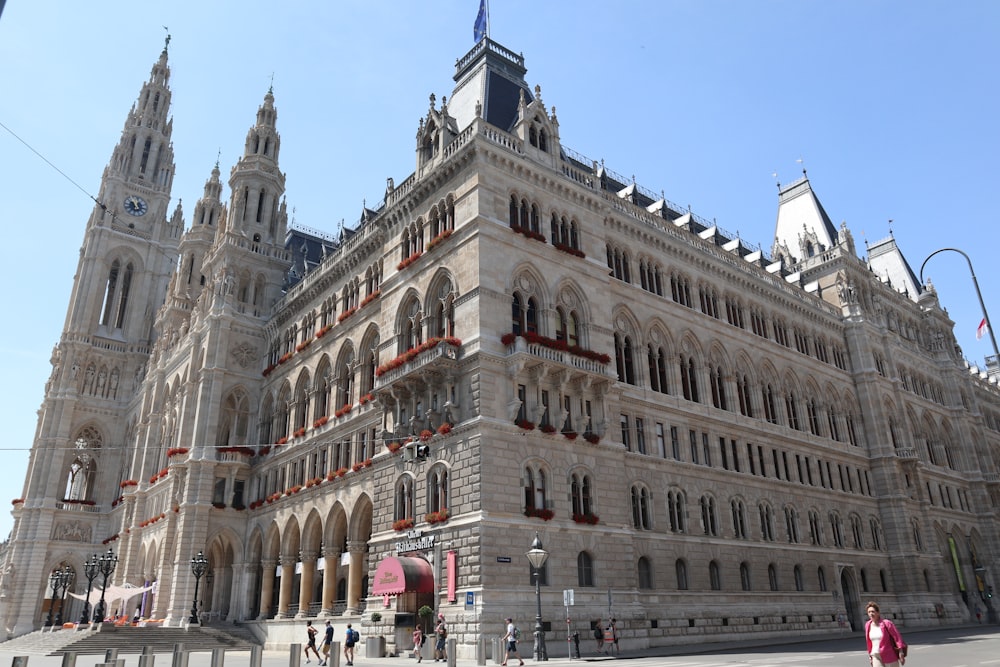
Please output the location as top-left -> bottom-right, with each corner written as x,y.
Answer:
526,532 -> 549,662
189,551 -> 209,624
54,565 -> 74,627
44,569 -> 61,627
920,248 -> 1000,364
79,553 -> 100,624
93,549 -> 118,623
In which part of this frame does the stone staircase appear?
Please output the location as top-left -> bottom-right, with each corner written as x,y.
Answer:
0,624 -> 261,657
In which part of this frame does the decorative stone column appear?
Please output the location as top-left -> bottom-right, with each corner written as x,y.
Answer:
321,548 -> 338,615
343,541 -> 366,615
297,554 -> 316,618
277,557 -> 295,618
258,559 -> 276,620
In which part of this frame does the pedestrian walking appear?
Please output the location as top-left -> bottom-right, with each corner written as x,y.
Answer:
320,620 -> 334,665
434,613 -> 448,662
865,601 -> 907,667
500,617 -> 524,666
592,619 -> 604,654
304,621 -> 322,664
344,622 -> 359,666
413,625 -> 424,662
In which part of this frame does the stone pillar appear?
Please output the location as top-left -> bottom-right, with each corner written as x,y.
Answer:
297,554 -> 316,618
278,558 -> 295,618
344,542 -> 365,615
321,549 -> 338,615
258,560 -> 275,620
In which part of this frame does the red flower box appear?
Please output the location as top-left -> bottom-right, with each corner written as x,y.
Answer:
393,518 -> 415,531
425,508 -> 450,524
539,424 -> 557,434
437,423 -> 453,435
387,441 -> 403,454
167,447 -> 189,458
572,512 -> 600,525
516,419 -> 535,431
525,507 -> 555,521
420,429 -> 435,442
583,433 -> 600,444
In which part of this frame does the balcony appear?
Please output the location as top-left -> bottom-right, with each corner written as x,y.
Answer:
374,338 -> 462,388
503,333 -> 613,381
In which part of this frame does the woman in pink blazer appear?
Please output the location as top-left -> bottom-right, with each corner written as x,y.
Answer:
865,601 -> 908,667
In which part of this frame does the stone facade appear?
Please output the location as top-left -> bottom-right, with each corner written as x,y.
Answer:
2,36 -> 1000,658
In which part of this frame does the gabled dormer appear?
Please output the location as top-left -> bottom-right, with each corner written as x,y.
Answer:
512,84 -> 560,166
416,93 -> 459,176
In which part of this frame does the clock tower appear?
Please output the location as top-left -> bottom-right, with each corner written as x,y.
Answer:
5,40 -> 181,636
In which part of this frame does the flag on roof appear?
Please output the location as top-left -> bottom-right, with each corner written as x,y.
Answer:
474,0 -> 488,42
977,318 -> 989,340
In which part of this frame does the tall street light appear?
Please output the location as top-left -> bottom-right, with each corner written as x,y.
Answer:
93,549 -> 118,623
526,532 -> 549,661
190,551 -> 209,624
54,565 -> 74,627
79,553 -> 100,624
920,248 -> 1000,364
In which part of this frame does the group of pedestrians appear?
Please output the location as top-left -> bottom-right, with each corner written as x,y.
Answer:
303,620 -> 358,666
303,599 -> 908,667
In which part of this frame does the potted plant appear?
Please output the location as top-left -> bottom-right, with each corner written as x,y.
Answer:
367,611 -> 386,657
418,605 -> 435,660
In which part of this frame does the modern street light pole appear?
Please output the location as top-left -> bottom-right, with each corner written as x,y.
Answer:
93,548 -> 118,623
920,248 -> 1000,364
526,532 -> 549,661
79,553 -> 99,624
190,551 -> 209,624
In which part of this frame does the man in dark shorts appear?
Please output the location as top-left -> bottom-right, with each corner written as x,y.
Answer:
320,620 -> 333,666
304,620 -> 321,663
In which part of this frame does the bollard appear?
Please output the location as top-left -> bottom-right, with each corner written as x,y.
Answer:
329,642 -> 341,667
288,643 -> 301,667
572,631 -> 580,659
447,637 -> 456,667
491,637 -> 501,665
115,659 -> 125,667
476,635 -> 485,666
249,646 -> 263,667
171,644 -> 188,667
210,648 -> 224,667
103,651 -> 117,665
11,657 -> 28,667
61,653 -> 77,667
138,653 -> 155,667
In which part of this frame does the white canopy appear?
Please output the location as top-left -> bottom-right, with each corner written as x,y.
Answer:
69,582 -> 154,607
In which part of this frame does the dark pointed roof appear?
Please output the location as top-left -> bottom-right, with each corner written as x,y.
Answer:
447,38 -> 534,133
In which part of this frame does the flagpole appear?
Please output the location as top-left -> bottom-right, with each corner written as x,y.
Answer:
486,0 -> 490,40
919,247 -> 1000,366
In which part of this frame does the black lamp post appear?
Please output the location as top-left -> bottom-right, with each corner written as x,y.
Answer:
189,551 -> 209,624
44,569 -> 61,627
920,248 -> 1000,364
93,549 -> 118,623
54,565 -> 74,626
79,553 -> 100,624
526,532 -> 549,661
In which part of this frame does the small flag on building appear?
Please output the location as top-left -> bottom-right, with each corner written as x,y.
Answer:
474,0 -> 488,42
977,318 -> 989,340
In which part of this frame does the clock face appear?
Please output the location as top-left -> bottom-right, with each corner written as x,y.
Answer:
123,195 -> 148,217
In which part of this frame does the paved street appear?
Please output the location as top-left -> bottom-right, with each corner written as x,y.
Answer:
2,626 -> 998,667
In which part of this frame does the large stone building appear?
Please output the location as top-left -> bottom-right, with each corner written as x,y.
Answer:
3,34 -> 1000,655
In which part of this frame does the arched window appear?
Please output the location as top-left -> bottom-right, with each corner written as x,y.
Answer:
768,564 -> 779,591
524,465 -> 547,514
675,559 -> 688,590
638,557 -> 653,590
615,334 -> 636,385
731,499 -> 747,539
794,565 -> 804,591
428,466 -> 448,513
817,566 -> 827,592
511,292 -> 538,336
648,345 -> 669,394
556,307 -> 580,347
218,389 -> 251,447
709,561 -> 721,591
394,476 -> 414,521
571,472 -> 593,517
577,552 -> 594,587
759,502 -> 775,541
630,485 -> 651,530
667,489 -> 686,533
740,562 -> 752,591
680,356 -> 699,402
737,374 -> 754,418
700,495 -> 718,536
710,366 -> 727,410
785,506 -> 800,543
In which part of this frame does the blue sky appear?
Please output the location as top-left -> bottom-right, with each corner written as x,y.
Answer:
0,0 -> 998,540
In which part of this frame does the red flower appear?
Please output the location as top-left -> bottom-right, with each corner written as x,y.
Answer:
516,419 -> 536,431
539,424 -> 557,434
393,517 -> 415,531
420,429 -> 435,442
525,507 -> 555,521
583,433 -> 600,444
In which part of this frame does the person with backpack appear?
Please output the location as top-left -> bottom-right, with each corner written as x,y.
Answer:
344,623 -> 359,666
593,619 -> 605,654
434,613 -> 448,662
501,617 -> 524,666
